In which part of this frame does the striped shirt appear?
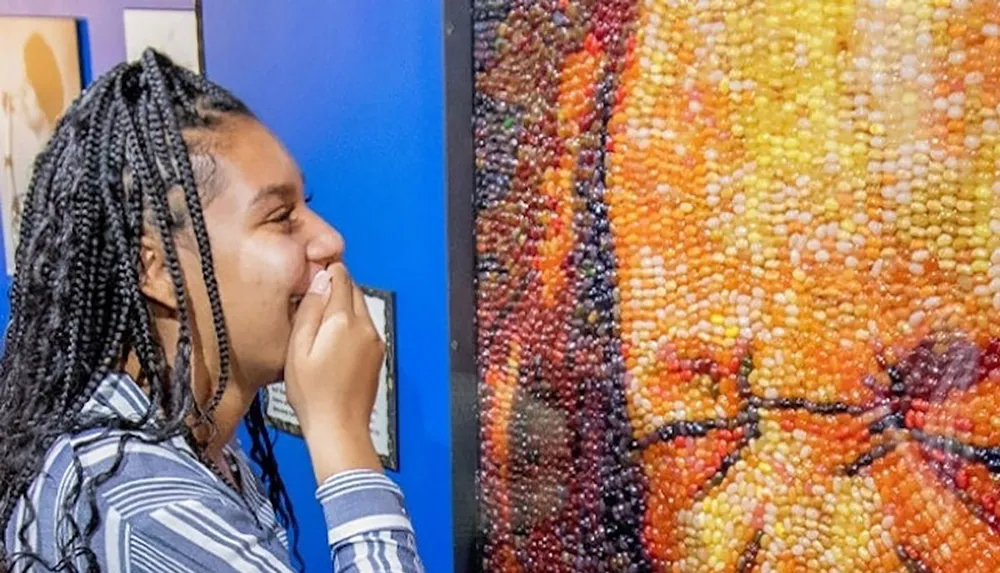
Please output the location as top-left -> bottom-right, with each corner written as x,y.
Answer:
3,373 -> 424,572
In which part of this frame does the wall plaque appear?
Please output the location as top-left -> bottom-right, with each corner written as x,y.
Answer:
264,286 -> 398,471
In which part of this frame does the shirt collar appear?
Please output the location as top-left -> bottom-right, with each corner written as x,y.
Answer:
80,371 -> 154,423
79,371 -> 245,453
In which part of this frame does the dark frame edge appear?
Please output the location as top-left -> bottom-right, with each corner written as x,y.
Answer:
194,0 -> 206,75
442,0 -> 480,571
360,285 -> 400,472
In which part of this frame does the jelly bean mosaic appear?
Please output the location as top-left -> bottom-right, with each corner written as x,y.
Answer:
474,0 -> 1000,571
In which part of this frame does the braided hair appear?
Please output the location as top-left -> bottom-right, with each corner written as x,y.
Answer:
0,49 -> 301,571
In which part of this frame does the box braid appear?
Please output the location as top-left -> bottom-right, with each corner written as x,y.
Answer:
0,49 -> 301,571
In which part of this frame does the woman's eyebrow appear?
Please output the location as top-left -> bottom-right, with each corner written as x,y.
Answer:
251,182 -> 299,207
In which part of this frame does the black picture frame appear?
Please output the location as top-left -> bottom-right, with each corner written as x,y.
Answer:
194,0 -> 206,76
262,285 -> 400,472
443,0 -> 480,568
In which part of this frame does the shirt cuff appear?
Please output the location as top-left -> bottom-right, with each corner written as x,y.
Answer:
316,470 -> 414,547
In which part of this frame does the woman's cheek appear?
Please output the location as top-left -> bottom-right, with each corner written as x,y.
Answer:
238,238 -> 307,298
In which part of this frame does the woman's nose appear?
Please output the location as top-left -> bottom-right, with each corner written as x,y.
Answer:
305,219 -> 346,267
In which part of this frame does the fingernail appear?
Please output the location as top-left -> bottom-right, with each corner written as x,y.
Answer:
309,269 -> 331,294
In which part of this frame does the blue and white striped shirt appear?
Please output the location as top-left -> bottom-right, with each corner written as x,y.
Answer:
4,373 -> 424,572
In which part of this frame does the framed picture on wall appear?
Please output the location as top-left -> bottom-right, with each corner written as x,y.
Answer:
263,286 -> 400,471
123,7 -> 203,74
0,16 -> 82,276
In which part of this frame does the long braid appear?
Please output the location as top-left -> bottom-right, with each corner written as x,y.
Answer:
141,51 -> 232,430
0,50 -> 301,571
244,396 -> 304,566
62,74 -> 119,415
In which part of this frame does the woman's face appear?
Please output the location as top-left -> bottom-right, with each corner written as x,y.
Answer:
150,114 -> 344,389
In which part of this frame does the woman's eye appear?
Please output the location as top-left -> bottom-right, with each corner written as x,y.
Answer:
269,208 -> 294,225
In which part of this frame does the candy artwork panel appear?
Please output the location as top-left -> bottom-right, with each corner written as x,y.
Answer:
474,0 -> 1000,571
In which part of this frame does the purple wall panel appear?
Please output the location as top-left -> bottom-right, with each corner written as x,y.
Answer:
0,0 -> 193,76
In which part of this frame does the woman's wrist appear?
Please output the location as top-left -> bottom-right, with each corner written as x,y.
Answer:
303,420 -> 383,483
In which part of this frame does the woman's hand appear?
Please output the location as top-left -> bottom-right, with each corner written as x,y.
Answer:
283,263 -> 385,481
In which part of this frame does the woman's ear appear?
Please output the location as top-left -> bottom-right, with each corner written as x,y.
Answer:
139,235 -> 178,312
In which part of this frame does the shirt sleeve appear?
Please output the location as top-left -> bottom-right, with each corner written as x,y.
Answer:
316,470 -> 425,572
124,470 -> 424,573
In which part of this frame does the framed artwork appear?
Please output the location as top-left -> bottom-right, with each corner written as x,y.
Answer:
264,286 -> 399,471
0,17 -> 82,276
473,1 -> 1000,570
123,8 -> 202,74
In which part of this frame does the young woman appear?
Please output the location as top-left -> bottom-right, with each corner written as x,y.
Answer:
0,50 -> 423,572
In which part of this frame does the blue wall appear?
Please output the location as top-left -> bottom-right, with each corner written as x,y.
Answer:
2,1 -> 457,571
201,2 -> 455,572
